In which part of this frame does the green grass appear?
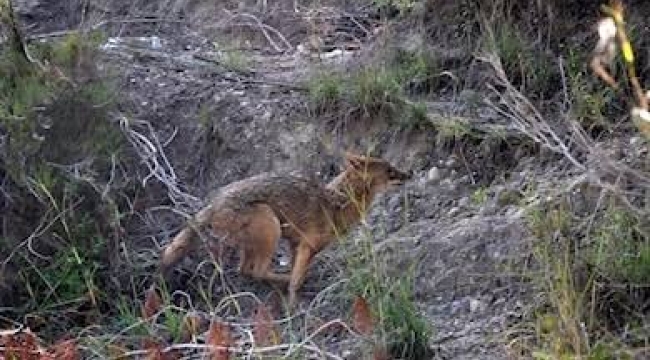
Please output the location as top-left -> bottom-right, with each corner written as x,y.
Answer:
115,298 -> 150,336
308,64 -> 434,131
345,219 -> 432,359
520,198 -> 649,359
308,45 -> 441,130
564,47 -> 616,131
307,67 -> 403,121
17,185 -> 107,309
486,21 -> 557,97
471,187 -> 489,205
221,49 -> 251,73
308,72 -> 345,111
351,67 -> 403,119
403,101 -> 430,130
392,48 -> 439,94
0,30 -> 128,341
379,276 -> 431,359
433,117 -> 475,145
590,208 -> 650,284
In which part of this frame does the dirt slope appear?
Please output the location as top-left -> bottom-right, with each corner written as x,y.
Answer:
8,0 -> 571,358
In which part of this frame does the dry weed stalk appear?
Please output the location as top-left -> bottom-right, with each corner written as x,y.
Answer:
480,51 -> 650,216
206,9 -> 292,53
117,112 -> 200,212
479,52 -> 585,171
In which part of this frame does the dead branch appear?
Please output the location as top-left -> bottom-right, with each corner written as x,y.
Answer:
479,52 -> 586,171
481,50 -> 650,217
117,112 -> 200,213
220,10 -> 293,53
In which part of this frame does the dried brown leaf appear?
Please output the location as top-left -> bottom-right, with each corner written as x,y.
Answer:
106,343 -> 129,359
142,287 -> 162,320
143,338 -> 164,360
4,331 -> 40,360
206,321 -> 232,360
252,303 -> 279,346
352,296 -> 374,336
49,339 -> 80,360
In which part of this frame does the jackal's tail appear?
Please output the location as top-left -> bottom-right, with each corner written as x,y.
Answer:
159,204 -> 213,276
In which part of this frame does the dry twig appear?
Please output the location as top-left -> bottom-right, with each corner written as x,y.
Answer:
481,51 -> 650,216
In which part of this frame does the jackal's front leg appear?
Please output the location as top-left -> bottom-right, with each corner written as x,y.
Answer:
288,242 -> 315,308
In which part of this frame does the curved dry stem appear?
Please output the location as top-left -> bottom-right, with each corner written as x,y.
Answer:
480,50 -> 650,217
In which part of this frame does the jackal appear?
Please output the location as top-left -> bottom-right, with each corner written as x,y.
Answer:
159,153 -> 410,307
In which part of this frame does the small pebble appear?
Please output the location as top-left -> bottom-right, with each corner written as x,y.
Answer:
427,166 -> 442,182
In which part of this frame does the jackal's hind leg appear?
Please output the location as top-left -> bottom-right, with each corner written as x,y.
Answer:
236,204 -> 291,283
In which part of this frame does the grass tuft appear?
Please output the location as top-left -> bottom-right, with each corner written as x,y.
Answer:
485,21 -> 557,98
520,196 -> 650,359
345,218 -> 432,359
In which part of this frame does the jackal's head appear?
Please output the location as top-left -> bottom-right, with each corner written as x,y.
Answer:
344,152 -> 411,191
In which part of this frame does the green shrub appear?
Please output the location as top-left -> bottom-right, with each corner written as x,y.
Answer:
346,229 -> 432,359
590,209 -> 650,284
0,30 -> 127,340
351,68 -> 403,119
392,49 -> 439,94
380,276 -> 432,359
373,0 -> 419,13
522,198 -> 649,358
308,72 -> 345,112
488,22 -> 557,96
403,101 -> 430,130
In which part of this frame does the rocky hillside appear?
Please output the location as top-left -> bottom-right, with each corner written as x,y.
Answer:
2,0 -> 650,359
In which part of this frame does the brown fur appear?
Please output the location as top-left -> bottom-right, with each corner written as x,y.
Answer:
159,153 -> 410,307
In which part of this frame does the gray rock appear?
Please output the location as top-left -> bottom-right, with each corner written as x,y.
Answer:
428,166 -> 442,183
470,298 -> 487,313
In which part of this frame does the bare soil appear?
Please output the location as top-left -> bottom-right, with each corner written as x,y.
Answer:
8,0 -> 648,358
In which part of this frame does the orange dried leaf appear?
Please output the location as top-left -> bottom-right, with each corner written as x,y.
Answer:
142,287 -> 162,320
4,331 -> 40,360
142,344 -> 179,360
352,296 -> 374,336
206,321 -> 232,360
49,339 -> 80,360
252,303 -> 279,346
3,334 -> 21,360
143,338 -> 164,360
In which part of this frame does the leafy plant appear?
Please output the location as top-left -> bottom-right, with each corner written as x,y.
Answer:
522,198 -> 649,358
0,27 -> 128,342
471,187 -> 489,205
308,72 -> 345,112
346,223 -> 432,359
487,21 -> 557,96
221,50 -> 251,72
392,49 -> 439,94
351,67 -> 402,119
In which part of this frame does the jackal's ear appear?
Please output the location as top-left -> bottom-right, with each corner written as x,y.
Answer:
344,152 -> 366,170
